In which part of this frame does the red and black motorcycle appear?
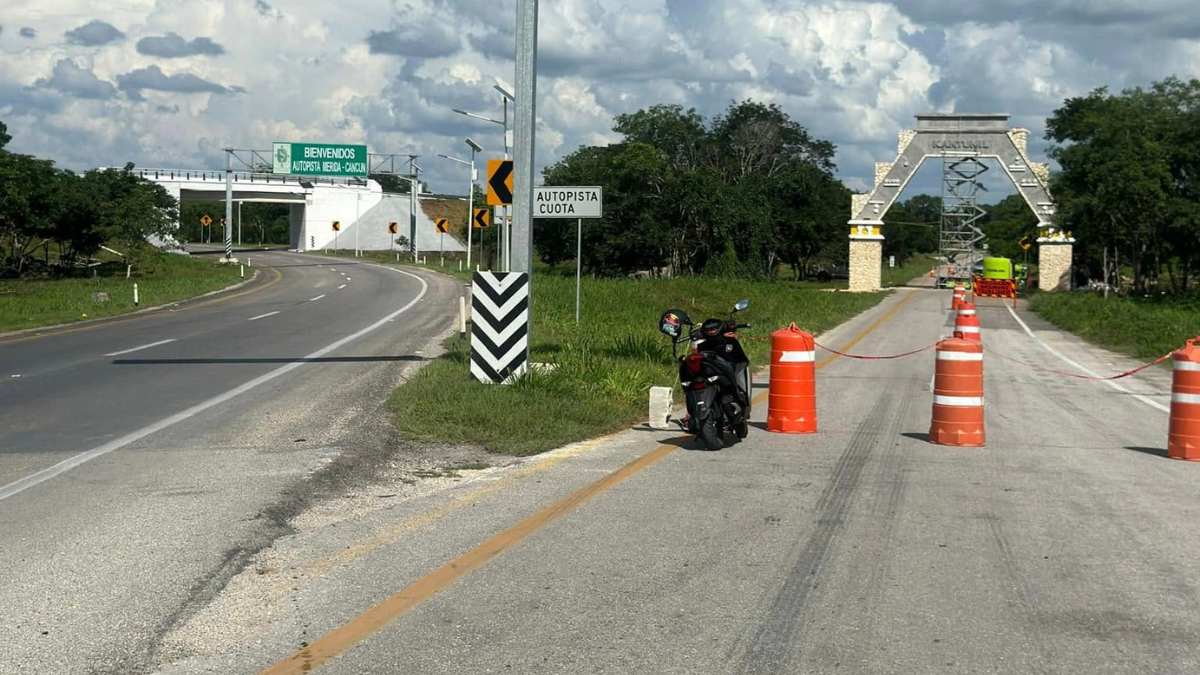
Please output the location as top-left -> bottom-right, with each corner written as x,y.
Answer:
658,299 -> 752,450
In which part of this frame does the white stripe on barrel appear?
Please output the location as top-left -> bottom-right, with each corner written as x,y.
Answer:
1172,392 -> 1200,405
934,395 -> 984,407
956,326 -> 981,334
779,350 -> 816,363
1175,361 -> 1200,372
957,309 -> 976,316
937,351 -> 983,361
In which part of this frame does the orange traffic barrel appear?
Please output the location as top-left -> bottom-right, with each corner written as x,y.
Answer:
952,285 -> 966,310
1169,338 -> 1200,461
929,334 -> 985,447
768,323 -> 817,434
954,301 -> 981,342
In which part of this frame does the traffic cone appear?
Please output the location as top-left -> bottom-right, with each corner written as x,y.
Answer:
929,265 -> 935,278
952,285 -> 966,310
1169,338 -> 1200,461
929,333 -> 985,447
768,324 -> 817,434
954,302 -> 981,342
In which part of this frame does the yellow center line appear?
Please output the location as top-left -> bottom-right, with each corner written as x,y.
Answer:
258,289 -> 917,675
751,290 -> 916,406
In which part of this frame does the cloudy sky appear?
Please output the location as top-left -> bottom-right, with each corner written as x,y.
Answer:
2,0 -> 1198,197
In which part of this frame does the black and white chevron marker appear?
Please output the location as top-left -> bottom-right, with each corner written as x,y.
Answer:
470,271 -> 530,384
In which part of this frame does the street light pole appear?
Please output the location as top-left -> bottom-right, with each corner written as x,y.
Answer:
439,140 -> 483,272
223,149 -> 233,260
496,86 -> 514,271
408,156 -> 420,263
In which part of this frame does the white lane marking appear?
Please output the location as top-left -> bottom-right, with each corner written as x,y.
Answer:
104,339 -> 177,357
346,277 -> 351,281
338,284 -> 347,290
310,294 -> 326,302
248,311 -> 280,322
1005,304 -> 1169,414
0,269 -> 429,502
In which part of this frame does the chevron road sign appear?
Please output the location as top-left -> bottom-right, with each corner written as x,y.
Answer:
470,271 -> 530,384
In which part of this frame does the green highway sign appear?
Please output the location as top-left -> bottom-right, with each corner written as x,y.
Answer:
273,142 -> 368,177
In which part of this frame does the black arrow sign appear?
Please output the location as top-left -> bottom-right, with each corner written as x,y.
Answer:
489,160 -> 513,205
474,208 -> 490,229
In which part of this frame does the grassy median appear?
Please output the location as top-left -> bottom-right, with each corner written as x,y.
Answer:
1031,291 -> 1200,360
387,272 -> 892,456
0,253 -> 244,333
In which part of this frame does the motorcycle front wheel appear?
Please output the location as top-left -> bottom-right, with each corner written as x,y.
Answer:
700,418 -> 724,451
735,420 -> 749,439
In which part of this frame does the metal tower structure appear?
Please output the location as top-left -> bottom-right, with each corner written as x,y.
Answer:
939,156 -> 989,282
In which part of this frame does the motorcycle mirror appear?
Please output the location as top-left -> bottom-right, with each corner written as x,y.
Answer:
733,298 -> 750,312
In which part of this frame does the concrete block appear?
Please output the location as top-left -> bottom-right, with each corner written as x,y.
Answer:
649,386 -> 674,429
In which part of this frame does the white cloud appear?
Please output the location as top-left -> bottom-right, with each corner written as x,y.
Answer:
1,0 -> 1198,196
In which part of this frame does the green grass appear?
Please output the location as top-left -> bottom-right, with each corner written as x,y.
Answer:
1031,291 -> 1200,360
0,253 -> 244,333
387,274 -> 890,456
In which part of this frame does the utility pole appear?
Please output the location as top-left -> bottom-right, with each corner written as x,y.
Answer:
511,0 -> 537,275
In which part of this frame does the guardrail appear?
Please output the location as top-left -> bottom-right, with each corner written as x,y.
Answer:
128,168 -> 362,187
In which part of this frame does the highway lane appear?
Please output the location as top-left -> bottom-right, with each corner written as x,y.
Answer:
0,251 -> 427,484
0,250 -> 464,675
148,288 -> 1199,675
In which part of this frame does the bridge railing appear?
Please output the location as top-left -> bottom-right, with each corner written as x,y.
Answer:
130,168 -> 364,187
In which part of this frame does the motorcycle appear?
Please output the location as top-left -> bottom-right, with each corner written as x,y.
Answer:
658,299 -> 752,450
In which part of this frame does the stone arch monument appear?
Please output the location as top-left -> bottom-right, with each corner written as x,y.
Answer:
847,113 -> 1073,293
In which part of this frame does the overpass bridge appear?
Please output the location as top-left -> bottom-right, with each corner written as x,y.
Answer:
132,168 -> 465,254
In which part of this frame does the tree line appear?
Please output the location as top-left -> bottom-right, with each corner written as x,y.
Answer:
534,101 -> 849,279
1048,76 -> 1200,293
0,121 -> 177,278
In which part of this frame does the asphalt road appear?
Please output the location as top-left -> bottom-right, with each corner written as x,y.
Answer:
148,287 -> 1198,675
0,249 -> 464,675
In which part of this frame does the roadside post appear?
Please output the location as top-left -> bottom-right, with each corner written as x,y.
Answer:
532,186 -> 603,323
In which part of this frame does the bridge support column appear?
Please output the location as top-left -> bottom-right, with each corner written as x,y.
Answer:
848,223 -> 885,292
1037,229 -> 1075,292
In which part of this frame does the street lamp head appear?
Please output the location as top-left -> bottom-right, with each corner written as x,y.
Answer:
465,137 -> 483,153
493,82 -> 516,102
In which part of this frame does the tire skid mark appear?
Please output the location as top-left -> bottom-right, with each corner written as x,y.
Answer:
735,394 -> 895,675
854,380 -> 917,633
982,512 -> 1055,674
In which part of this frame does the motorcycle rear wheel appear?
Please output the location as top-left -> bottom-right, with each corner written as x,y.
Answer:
700,418 -> 724,451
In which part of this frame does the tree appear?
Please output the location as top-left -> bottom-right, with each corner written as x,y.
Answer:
1045,78 -> 1200,293
84,163 -> 178,276
538,100 -> 844,279
0,121 -> 10,150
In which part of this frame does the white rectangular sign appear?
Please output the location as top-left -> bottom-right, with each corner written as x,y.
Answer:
534,186 -> 603,219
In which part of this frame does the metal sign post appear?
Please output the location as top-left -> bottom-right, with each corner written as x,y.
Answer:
533,186 -> 602,323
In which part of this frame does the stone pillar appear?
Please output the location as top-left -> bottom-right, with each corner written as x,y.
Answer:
848,223 -> 884,292
1038,241 -> 1073,292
